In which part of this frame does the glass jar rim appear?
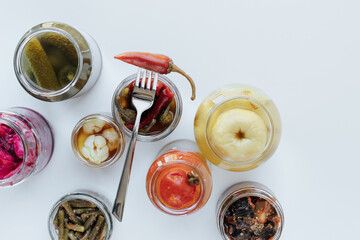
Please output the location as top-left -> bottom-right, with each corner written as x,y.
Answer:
147,160 -> 207,216
205,95 -> 275,166
48,192 -> 113,240
217,182 -> 284,240
111,73 -> 183,142
13,22 -> 91,101
71,113 -> 125,168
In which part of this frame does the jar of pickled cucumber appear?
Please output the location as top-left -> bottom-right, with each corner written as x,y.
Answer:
14,22 -> 102,101
194,84 -> 281,171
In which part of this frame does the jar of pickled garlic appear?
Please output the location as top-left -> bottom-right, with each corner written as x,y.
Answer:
146,139 -> 212,215
71,113 -> 125,168
194,84 -> 281,171
0,107 -> 54,187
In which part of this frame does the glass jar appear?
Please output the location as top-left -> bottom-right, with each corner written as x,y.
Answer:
217,182 -> 284,240
71,113 -> 125,168
0,107 -> 54,187
14,21 -> 102,101
48,192 -> 112,240
146,139 -> 212,215
194,84 -> 281,171
111,73 -> 182,142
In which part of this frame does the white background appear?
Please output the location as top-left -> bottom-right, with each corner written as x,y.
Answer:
1,0 -> 359,239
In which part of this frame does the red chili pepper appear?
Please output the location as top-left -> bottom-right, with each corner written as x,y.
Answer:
116,52 -> 171,74
126,86 -> 174,129
115,52 -> 196,100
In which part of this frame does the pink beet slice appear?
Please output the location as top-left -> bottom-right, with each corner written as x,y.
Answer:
0,125 -> 15,152
13,135 -> 24,159
0,124 -> 24,179
0,125 -> 7,137
0,125 -> 12,136
0,148 -> 15,179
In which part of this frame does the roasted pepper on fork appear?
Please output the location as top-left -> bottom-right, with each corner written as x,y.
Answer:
114,52 -> 196,100
124,81 -> 175,130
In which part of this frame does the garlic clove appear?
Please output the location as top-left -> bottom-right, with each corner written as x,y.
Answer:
83,120 -> 106,134
102,128 -> 119,151
81,135 -> 109,164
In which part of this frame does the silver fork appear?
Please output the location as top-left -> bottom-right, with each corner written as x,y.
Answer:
112,68 -> 158,222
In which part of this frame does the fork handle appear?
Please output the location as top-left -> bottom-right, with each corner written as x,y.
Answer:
112,110 -> 142,222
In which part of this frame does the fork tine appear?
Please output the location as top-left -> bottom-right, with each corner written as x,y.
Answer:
135,68 -> 142,87
141,70 -> 147,88
146,72 -> 152,89
152,73 -> 159,91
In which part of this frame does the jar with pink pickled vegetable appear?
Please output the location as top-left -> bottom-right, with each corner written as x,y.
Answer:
0,107 -> 54,187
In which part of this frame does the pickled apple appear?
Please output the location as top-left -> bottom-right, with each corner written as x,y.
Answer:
210,108 -> 268,162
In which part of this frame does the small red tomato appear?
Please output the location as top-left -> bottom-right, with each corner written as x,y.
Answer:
156,164 -> 201,210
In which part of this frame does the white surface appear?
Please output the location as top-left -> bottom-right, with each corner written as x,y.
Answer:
1,0 -> 360,239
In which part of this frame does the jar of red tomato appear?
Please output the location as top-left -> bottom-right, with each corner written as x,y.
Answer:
111,73 -> 182,142
0,107 -> 54,187
146,139 -> 212,215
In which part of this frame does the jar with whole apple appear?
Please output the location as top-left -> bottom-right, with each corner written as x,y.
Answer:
194,84 -> 281,171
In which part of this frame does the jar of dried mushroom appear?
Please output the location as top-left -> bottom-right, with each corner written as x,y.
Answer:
48,192 -> 112,240
14,21 -> 102,101
217,182 -> 284,240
